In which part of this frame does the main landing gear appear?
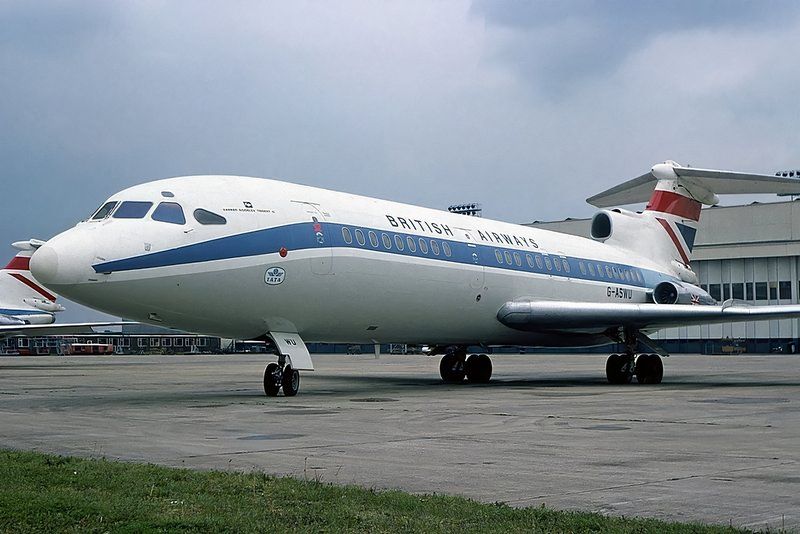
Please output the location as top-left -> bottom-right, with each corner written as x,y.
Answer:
605,328 -> 665,385
439,348 -> 492,384
263,356 -> 300,397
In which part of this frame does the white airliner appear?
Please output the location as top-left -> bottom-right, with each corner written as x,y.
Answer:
28,161 -> 800,395
0,241 -> 133,339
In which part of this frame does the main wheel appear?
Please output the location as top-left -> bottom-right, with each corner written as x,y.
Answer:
439,352 -> 466,383
465,354 -> 492,383
282,366 -> 300,396
263,362 -> 281,396
606,353 -> 633,384
635,353 -> 663,384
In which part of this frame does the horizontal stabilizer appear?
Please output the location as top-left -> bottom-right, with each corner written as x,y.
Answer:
498,300 -> 800,332
0,321 -> 136,338
588,163 -> 800,208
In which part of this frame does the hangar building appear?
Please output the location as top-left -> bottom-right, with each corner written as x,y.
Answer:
527,200 -> 800,354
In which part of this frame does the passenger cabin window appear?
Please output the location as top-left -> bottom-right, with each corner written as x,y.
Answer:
152,202 -> 186,225
193,209 -> 227,225
407,236 -> 416,252
91,201 -> 118,220
113,201 -> 153,219
381,233 -> 392,249
442,242 -> 452,257
419,238 -> 429,254
355,229 -> 366,246
342,227 -> 353,244
394,235 -> 404,251
495,250 -> 503,263
368,231 -> 379,247
430,240 -> 440,256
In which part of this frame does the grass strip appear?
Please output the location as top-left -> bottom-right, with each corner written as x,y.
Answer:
0,449 -> 743,533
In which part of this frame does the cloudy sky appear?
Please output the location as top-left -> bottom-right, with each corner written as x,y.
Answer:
2,1 -> 800,321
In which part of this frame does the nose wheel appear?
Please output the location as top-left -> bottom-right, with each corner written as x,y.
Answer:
263,361 -> 300,396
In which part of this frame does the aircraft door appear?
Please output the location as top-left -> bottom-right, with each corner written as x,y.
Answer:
291,201 -> 333,275
466,242 -> 485,290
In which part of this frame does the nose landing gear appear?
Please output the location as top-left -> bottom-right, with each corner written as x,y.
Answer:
263,357 -> 301,397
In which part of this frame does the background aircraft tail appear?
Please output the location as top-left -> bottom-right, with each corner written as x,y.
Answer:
587,161 -> 800,283
1,241 -> 64,324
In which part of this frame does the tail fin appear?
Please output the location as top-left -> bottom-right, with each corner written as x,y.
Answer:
1,242 -> 64,320
587,161 -> 800,279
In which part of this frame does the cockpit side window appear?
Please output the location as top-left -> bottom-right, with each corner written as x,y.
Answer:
193,209 -> 227,225
113,201 -> 153,219
91,201 -> 118,220
152,202 -> 186,225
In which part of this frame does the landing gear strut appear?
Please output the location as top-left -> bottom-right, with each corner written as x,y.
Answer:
605,328 -> 664,385
439,348 -> 493,384
263,354 -> 300,397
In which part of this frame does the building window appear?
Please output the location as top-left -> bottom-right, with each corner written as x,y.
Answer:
769,282 -> 778,301
342,227 -> 353,244
746,282 -> 754,300
163,338 -> 172,347
709,284 -> 721,301
394,235 -> 404,251
755,282 -> 767,300
732,283 -> 744,300
198,338 -> 207,347
723,284 -> 730,301
779,281 -> 792,300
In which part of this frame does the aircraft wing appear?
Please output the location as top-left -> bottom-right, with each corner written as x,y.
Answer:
497,300 -> 800,331
0,322 -> 135,338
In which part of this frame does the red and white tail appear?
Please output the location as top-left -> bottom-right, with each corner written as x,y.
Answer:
1,242 -> 64,320
587,160 -> 800,280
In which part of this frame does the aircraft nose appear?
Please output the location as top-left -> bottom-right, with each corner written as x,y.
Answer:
29,245 -> 59,284
30,233 -> 96,288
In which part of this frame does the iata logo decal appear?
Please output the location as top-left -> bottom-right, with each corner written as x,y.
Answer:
264,267 -> 286,285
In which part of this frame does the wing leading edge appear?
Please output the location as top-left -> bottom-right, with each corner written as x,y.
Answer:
497,300 -> 800,332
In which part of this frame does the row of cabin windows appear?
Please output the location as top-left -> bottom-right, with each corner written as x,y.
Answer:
340,227 -> 453,257
700,281 -> 793,301
90,201 -> 226,226
494,249 -> 572,274
492,249 -> 642,283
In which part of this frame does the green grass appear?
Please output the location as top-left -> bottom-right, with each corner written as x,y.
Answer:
0,449 -> 743,533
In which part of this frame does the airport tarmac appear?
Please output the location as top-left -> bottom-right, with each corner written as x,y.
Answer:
1,352 -> 798,530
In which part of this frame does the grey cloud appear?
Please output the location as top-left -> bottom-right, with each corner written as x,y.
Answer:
471,0 -> 800,97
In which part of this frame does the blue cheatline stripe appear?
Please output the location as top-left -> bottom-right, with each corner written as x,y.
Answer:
93,220 -> 674,288
0,308 -> 53,316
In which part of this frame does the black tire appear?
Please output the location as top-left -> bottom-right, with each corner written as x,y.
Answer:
439,352 -> 466,383
282,366 -> 300,396
636,353 -> 663,384
606,353 -> 633,384
465,354 -> 492,383
263,362 -> 281,396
